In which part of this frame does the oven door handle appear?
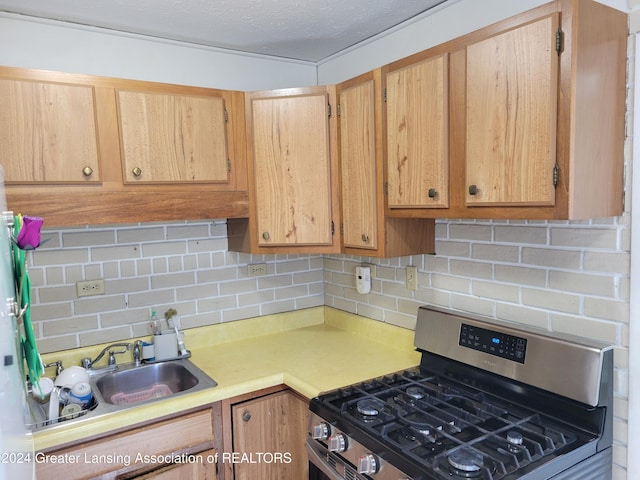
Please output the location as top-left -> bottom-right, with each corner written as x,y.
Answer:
306,439 -> 347,480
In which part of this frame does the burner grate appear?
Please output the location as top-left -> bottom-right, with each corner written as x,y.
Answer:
312,366 -> 592,480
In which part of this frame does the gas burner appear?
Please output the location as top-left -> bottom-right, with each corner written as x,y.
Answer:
506,430 -> 524,454
356,398 -> 385,417
405,386 -> 426,399
447,448 -> 483,477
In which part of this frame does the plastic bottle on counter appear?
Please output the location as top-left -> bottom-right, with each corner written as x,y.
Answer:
150,310 -> 159,335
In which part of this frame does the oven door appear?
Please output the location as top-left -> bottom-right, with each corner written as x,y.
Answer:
306,438 -> 367,480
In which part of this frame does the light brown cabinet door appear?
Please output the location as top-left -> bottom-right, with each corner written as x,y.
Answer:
232,390 -> 308,480
0,78 -> 100,183
250,91 -> 333,246
465,14 -> 559,206
118,90 -> 229,183
339,79 -> 377,250
386,54 -> 449,208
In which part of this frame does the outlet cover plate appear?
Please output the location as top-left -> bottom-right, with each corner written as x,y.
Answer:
76,279 -> 105,297
248,263 -> 268,277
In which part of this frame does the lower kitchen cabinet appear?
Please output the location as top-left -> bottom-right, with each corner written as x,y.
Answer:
35,405 -> 220,480
222,386 -> 308,480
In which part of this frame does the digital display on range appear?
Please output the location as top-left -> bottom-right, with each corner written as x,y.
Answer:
459,323 -> 527,363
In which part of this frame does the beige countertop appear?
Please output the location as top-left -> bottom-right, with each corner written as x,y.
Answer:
34,307 -> 421,451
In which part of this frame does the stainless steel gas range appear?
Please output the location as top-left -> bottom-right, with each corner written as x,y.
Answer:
307,306 -> 613,480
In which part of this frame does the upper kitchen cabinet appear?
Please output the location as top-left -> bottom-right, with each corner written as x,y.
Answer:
337,71 -> 435,257
116,88 -> 232,185
385,52 -> 449,210
387,0 -> 627,220
228,86 -> 340,254
0,67 -> 249,226
0,73 -> 101,184
464,14 -> 558,208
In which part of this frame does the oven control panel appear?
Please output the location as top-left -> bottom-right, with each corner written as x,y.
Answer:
459,323 -> 527,363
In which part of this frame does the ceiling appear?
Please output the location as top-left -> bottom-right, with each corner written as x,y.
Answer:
0,0 -> 450,62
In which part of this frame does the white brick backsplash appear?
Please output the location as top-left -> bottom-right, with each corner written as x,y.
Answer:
521,247 -> 580,269
472,280 -> 520,303
62,230 -> 116,247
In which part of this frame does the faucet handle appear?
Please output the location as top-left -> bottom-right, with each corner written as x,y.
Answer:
43,360 -> 64,376
107,343 -> 132,366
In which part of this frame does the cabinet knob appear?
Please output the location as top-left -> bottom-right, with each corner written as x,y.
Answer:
428,188 -> 437,198
262,232 -> 270,241
132,167 -> 142,177
82,166 -> 93,177
361,234 -> 370,243
242,411 -> 252,422
468,184 -> 478,196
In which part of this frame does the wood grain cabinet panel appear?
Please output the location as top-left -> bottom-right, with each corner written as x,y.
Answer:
385,54 -> 449,209
229,87 -> 341,254
117,90 -> 229,184
337,71 -> 435,257
0,78 -> 100,184
228,389 -> 308,480
339,78 -> 378,250
465,14 -> 558,207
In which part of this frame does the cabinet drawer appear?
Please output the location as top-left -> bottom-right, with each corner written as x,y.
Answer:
37,409 -> 214,480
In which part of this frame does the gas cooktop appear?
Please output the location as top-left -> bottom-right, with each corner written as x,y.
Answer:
311,367 -> 590,479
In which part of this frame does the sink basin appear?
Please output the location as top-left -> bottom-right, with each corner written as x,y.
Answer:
26,358 -> 217,432
94,361 -> 209,405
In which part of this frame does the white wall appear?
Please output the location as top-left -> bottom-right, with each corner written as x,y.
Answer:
0,13 -> 317,91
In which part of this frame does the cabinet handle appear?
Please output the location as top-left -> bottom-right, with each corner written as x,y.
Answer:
468,184 -> 478,196
132,167 -> 142,177
242,411 -> 252,422
262,232 -> 270,241
428,188 -> 437,198
361,234 -> 370,243
82,166 -> 93,177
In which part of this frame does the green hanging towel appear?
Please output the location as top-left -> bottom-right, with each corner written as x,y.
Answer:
13,214 -> 42,387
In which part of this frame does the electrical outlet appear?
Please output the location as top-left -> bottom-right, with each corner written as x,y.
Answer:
406,266 -> 418,291
248,263 -> 268,277
76,279 -> 105,297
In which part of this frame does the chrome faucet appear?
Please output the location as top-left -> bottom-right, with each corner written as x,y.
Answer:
81,342 -> 132,370
133,340 -> 143,367
43,360 -> 64,376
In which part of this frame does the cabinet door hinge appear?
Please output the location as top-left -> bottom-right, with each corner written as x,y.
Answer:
384,181 -> 389,195
328,103 -> 332,117
553,163 -> 559,188
227,158 -> 232,172
224,108 -> 229,122
556,28 -> 564,55
383,87 -> 387,103
337,103 -> 341,117
331,221 -> 335,235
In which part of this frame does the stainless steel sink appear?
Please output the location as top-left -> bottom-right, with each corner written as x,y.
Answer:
26,358 -> 217,432
95,361 -> 204,405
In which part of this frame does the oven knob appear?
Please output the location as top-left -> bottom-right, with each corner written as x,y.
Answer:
357,453 -> 379,475
328,433 -> 347,453
311,422 -> 330,441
